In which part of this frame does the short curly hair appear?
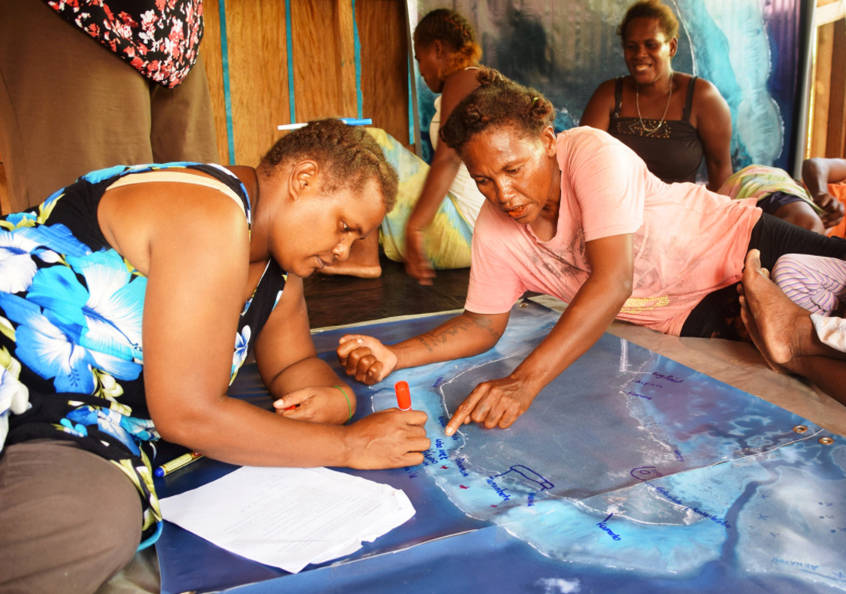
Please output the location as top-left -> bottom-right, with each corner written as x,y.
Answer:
617,0 -> 679,41
414,9 -> 482,80
258,118 -> 398,212
439,68 -> 555,156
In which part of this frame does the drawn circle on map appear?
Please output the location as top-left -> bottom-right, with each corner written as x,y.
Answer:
792,425 -> 808,434
630,466 -> 662,481
819,436 -> 835,445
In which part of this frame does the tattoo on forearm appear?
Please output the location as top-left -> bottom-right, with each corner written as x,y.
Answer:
416,316 -> 502,352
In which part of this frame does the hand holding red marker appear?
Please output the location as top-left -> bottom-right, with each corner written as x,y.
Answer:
395,381 -> 412,411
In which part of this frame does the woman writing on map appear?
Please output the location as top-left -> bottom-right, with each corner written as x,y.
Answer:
0,119 -> 429,592
337,70 -> 846,435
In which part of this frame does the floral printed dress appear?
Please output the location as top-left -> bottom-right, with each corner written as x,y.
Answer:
46,0 -> 204,88
0,163 -> 287,547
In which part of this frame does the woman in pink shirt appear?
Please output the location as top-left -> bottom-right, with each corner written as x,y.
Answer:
337,69 -> 846,435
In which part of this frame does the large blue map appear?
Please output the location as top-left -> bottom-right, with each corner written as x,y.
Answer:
157,303 -> 846,593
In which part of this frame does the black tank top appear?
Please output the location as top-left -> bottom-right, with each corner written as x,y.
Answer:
608,76 -> 703,184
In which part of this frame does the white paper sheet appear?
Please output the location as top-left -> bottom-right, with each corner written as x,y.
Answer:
159,466 -> 415,573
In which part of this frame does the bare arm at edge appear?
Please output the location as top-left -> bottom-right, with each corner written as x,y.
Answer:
580,79 -> 617,131
405,68 -> 482,284
802,157 -> 846,228
691,78 -> 733,192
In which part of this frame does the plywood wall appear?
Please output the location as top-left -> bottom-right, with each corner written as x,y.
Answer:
201,0 -> 410,168
0,160 -> 9,215
357,0 -> 411,145
809,0 -> 846,158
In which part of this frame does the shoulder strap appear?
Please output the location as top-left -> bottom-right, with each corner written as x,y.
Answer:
106,171 -> 247,217
682,76 -> 698,122
612,77 -> 624,118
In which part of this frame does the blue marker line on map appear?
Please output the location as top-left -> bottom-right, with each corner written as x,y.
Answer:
597,513 -> 622,541
492,465 -> 554,491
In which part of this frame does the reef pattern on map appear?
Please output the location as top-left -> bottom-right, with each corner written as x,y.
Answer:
363,304 -> 846,592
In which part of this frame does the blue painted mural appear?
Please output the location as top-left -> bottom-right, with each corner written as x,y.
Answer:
411,0 -> 803,172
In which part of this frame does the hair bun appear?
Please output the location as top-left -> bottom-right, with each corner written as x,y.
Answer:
476,68 -> 502,88
439,68 -> 555,154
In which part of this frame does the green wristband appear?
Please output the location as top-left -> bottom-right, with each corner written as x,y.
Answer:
335,385 -> 352,422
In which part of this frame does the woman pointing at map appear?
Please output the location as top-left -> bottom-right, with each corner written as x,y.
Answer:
337,69 -> 846,436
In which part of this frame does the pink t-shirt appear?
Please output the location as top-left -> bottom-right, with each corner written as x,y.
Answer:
465,127 -> 762,336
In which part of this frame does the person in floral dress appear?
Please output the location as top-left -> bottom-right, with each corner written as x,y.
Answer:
0,0 -> 217,211
0,119 -> 430,593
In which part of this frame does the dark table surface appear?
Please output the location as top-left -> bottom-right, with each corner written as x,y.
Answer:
302,253 -> 470,329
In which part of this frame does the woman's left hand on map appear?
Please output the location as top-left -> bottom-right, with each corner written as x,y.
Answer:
274,386 -> 351,425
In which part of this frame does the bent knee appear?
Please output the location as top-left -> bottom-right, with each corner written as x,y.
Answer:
0,442 -> 142,593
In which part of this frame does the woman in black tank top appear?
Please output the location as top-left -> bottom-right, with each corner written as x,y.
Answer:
581,0 -> 733,191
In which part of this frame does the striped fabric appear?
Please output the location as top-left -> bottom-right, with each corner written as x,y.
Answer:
773,254 -> 846,316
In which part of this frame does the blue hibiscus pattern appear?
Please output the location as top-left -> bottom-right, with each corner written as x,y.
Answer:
231,325 -> 251,383
0,249 -> 144,394
0,162 -> 286,547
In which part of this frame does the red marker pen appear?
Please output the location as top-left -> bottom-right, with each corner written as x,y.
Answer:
395,381 -> 412,411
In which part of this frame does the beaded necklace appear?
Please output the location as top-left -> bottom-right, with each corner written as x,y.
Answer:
636,73 -> 673,133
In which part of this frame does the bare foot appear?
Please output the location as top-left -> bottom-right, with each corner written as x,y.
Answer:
741,250 -> 816,364
739,294 -> 787,373
321,233 -> 382,279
